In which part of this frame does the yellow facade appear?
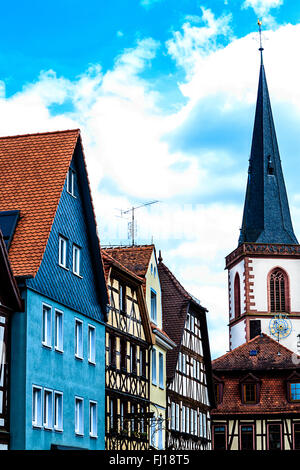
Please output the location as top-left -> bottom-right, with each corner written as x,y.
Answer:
145,250 -> 171,450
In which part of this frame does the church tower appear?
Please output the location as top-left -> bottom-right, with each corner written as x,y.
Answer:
226,29 -> 300,353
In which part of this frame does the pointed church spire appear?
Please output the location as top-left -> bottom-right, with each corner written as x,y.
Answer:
238,22 -> 298,246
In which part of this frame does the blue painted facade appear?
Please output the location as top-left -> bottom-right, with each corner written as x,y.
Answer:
10,146 -> 107,449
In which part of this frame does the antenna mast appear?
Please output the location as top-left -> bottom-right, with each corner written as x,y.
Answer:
121,200 -> 159,246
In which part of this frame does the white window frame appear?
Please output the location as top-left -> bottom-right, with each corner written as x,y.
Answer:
72,244 -> 82,277
54,391 -> 63,432
58,235 -> 68,269
152,348 -> 157,385
43,388 -> 53,430
75,396 -> 84,436
32,386 -> 43,428
150,289 -> 157,323
89,401 -> 98,438
88,325 -> 96,364
42,304 -> 52,348
55,309 -> 64,352
75,318 -> 83,359
67,167 -> 76,197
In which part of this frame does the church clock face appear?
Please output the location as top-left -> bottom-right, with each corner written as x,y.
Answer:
269,314 -> 292,340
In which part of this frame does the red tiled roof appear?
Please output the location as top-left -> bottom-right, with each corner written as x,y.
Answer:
212,333 -> 300,371
150,321 -> 175,345
101,249 -> 144,284
0,129 -> 80,277
103,245 -> 154,278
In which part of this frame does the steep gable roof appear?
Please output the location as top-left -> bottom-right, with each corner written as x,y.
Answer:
0,129 -> 108,314
103,245 -> 154,278
158,261 -> 207,380
213,333 -> 300,371
0,129 -> 79,277
101,249 -> 153,345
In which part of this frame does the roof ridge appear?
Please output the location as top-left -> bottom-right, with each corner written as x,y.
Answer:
212,333 -> 300,365
0,128 -> 80,140
159,261 -> 191,301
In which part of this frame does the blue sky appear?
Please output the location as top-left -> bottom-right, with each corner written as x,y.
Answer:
2,0 -> 300,357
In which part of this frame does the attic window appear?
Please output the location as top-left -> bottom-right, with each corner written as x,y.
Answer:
67,168 -> 76,197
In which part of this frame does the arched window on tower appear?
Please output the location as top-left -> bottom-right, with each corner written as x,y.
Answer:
234,273 -> 241,319
269,268 -> 289,313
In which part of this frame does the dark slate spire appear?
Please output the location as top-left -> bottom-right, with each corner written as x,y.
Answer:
238,42 -> 298,246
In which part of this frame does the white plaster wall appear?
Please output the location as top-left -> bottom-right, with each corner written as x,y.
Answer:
250,258 -> 300,312
230,320 -> 246,350
259,318 -> 300,354
228,259 -> 245,320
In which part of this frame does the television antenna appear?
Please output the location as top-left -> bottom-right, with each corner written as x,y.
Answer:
120,200 -> 159,246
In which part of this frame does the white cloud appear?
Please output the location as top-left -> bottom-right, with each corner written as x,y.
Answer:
242,0 -> 283,17
2,10 -> 300,360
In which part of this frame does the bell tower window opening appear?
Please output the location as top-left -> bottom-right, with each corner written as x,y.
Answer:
269,269 -> 288,313
234,273 -> 241,319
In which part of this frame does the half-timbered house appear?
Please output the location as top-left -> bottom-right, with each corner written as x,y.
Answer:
211,334 -> 300,450
103,245 -> 175,450
157,258 -> 215,450
0,228 -> 23,449
102,250 -> 154,450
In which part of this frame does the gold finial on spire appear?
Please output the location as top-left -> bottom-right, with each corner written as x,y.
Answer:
257,18 -> 264,60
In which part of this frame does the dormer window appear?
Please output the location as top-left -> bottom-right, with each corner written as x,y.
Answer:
150,289 -> 157,323
213,375 -> 224,404
240,373 -> 261,404
286,372 -> 300,402
67,168 -> 76,197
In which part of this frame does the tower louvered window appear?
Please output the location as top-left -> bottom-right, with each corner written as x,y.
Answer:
269,269 -> 287,312
234,273 -> 241,319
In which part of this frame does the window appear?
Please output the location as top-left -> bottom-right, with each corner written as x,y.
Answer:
171,402 -> 175,430
182,405 -> 186,433
109,335 -> 116,367
242,383 -> 257,404
150,290 -> 157,323
32,386 -> 42,427
75,319 -> 83,359
175,403 -> 180,431
294,423 -> 300,449
42,305 -> 52,347
73,244 -> 81,276
109,399 -> 116,432
55,310 -> 63,352
75,397 -> 84,435
240,425 -> 254,450
67,167 -> 76,197
44,389 -> 53,429
268,424 -> 282,450
58,235 -> 68,269
88,325 -> 96,364
269,268 -> 288,313
130,344 -> 137,374
159,352 -> 164,389
213,425 -> 227,450
89,401 -> 97,438
289,383 -> 300,402
234,273 -> 241,319
140,348 -> 146,377
152,349 -> 157,385
54,392 -> 63,431
119,283 -> 126,313
214,382 -> 223,404
120,338 -> 127,370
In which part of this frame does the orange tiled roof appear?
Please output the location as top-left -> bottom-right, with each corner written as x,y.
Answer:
101,249 -> 144,284
103,245 -> 154,278
0,129 -> 80,277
